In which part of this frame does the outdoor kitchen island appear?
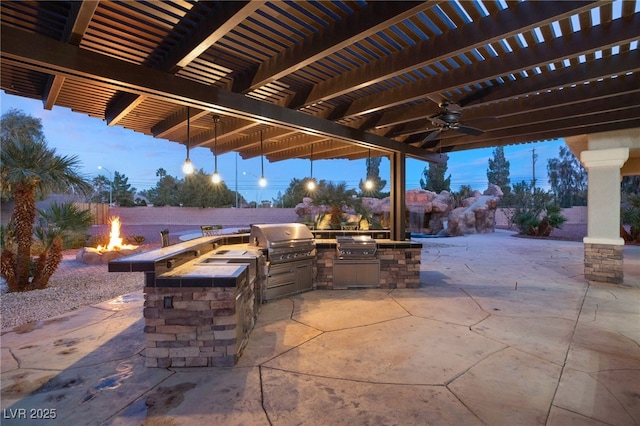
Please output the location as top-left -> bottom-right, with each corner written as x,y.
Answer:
109,224 -> 422,368
109,232 -> 264,368
312,230 -> 422,290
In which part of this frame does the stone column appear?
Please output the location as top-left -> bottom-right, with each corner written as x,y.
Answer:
580,147 -> 629,284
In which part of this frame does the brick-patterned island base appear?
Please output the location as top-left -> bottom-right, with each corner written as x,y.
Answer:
143,267 -> 259,368
315,241 -> 422,289
584,243 -> 623,284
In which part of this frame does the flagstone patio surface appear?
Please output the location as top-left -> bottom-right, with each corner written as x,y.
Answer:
1,230 -> 639,425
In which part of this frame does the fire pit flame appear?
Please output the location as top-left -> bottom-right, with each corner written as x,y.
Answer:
96,217 -> 138,253
77,216 -> 141,264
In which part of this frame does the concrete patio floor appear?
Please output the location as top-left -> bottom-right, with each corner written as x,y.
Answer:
1,230 -> 639,425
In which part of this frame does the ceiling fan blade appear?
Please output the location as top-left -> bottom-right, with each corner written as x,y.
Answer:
420,128 -> 442,147
455,125 -> 484,136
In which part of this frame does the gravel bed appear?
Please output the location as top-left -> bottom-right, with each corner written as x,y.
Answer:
0,270 -> 144,330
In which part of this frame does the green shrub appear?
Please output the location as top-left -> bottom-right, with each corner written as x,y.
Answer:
513,204 -> 566,236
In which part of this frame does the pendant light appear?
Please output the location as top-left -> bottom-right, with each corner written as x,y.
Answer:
306,144 -> 316,191
211,115 -> 221,184
258,130 -> 267,187
182,106 -> 194,174
364,148 -> 374,190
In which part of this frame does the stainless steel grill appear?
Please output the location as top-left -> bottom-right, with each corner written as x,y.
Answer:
336,235 -> 377,259
249,223 -> 316,264
249,223 -> 316,301
334,235 -> 379,288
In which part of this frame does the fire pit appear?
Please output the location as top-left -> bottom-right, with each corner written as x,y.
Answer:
76,217 -> 141,265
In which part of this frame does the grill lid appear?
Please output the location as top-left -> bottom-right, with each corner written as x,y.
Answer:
250,223 -> 314,248
336,235 -> 376,248
336,235 -> 377,258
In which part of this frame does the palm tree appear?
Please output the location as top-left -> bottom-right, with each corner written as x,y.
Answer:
1,109 -> 91,291
311,182 -> 358,229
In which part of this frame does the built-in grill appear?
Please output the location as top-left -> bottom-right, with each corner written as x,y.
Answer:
334,235 -> 380,289
336,235 -> 377,259
249,223 -> 316,301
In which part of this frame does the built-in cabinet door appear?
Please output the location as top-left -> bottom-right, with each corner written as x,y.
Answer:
296,260 -> 313,292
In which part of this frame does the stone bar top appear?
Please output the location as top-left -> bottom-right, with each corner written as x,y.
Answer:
315,238 -> 423,249
154,262 -> 248,288
108,233 -> 251,273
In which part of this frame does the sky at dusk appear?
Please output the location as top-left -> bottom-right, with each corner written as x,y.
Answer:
1,92 -> 564,203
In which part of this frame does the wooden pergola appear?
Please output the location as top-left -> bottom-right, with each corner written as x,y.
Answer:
2,1 -> 639,239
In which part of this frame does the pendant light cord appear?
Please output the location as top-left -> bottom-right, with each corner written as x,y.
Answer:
186,106 -> 190,159
213,115 -> 218,171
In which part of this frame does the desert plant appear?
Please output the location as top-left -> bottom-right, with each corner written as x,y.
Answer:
506,181 -> 566,237
0,109 -> 91,291
311,182 -> 358,229
38,202 -> 95,249
128,235 -> 146,245
513,203 -> 566,236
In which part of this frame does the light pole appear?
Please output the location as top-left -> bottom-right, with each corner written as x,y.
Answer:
98,166 -> 113,206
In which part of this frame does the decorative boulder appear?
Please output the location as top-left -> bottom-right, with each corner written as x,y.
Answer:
447,185 -> 503,236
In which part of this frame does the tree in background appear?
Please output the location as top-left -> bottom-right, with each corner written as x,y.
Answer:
420,161 -> 451,192
487,146 -> 512,203
178,169 -> 236,207
89,175 -> 111,203
111,171 -> 137,206
359,156 -> 388,198
141,168 -> 182,206
0,109 -> 91,292
273,178 -> 317,208
547,145 -> 587,207
621,176 -> 640,195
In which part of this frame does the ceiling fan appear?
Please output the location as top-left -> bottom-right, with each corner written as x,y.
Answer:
420,98 -> 484,147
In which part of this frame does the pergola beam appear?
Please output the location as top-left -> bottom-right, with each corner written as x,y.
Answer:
239,1 -> 434,94
42,0 -> 98,110
1,25 -> 445,163
105,2 -> 259,126
341,11 -> 639,120
375,49 -> 640,131
301,1 -> 598,109
438,107 -> 640,150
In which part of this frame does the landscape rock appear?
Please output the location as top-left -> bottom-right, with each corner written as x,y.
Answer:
447,185 -> 503,236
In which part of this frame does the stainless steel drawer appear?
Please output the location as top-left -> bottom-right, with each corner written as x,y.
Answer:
333,259 -> 380,289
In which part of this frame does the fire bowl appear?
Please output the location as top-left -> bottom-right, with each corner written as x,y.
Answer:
76,246 -> 142,265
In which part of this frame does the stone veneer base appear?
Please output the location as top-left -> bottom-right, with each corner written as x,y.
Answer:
143,284 -> 256,368
315,245 -> 421,289
584,243 -> 623,284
